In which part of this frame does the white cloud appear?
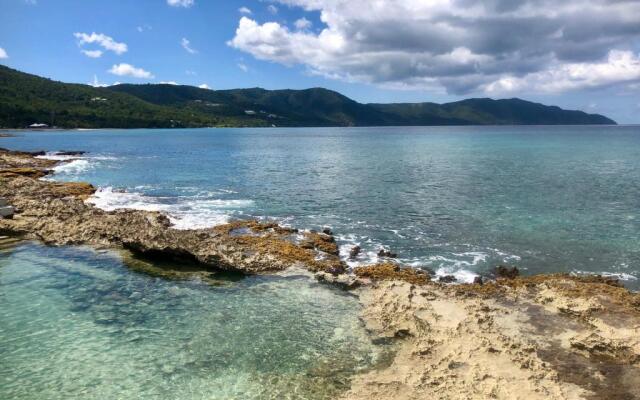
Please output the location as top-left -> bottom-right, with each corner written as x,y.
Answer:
108,63 -> 154,79
74,32 -> 127,56
198,83 -> 210,89
229,0 -> 640,95
267,4 -> 278,14
0,47 -> 8,59
239,6 -> 252,14
160,81 -> 179,85
185,69 -> 197,76
81,49 -> 103,58
484,50 -> 640,94
294,17 -> 312,31
137,24 -> 152,33
237,62 -> 249,72
181,38 -> 198,54
167,0 -> 194,7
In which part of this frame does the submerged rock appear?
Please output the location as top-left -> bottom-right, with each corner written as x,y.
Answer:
315,271 -> 361,290
438,275 -> 457,283
55,150 -> 86,156
494,265 -> 520,279
349,245 -> 361,260
377,248 -> 397,258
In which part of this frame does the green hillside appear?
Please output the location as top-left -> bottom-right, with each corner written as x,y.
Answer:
0,65 -> 616,128
369,98 -> 616,125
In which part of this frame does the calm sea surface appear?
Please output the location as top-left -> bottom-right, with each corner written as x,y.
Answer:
1,125 -> 639,398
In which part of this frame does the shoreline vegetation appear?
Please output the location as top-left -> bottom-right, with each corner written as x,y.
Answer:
1,147 -> 639,399
0,65 -> 616,129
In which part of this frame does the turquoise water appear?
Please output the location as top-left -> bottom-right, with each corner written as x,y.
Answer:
0,241 -> 385,399
3,126 -> 639,286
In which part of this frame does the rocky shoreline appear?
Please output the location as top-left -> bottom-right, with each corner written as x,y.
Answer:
1,147 -> 639,399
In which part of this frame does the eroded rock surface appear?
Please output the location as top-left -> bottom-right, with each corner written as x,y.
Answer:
343,277 -> 640,400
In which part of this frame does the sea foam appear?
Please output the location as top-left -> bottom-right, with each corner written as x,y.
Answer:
37,152 -> 116,176
87,187 -> 254,229
51,159 -> 91,175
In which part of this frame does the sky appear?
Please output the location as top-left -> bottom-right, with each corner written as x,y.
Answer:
0,0 -> 639,123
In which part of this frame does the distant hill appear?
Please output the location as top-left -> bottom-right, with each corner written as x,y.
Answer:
0,65 -> 616,128
370,98 -> 615,125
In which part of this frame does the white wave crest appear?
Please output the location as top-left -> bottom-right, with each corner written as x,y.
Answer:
37,153 -> 79,161
87,187 -> 254,229
572,270 -> 638,282
37,152 -> 117,177
52,159 -> 91,174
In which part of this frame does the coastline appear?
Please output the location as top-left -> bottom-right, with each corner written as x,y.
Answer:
1,147 -> 639,399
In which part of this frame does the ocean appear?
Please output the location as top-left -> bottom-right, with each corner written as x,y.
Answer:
3,125 -> 639,286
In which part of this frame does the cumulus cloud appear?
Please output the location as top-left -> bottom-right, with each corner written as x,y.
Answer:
237,62 -> 249,72
74,32 -> 127,57
229,0 -> 640,94
108,63 -> 154,79
181,38 -> 197,54
198,83 -> 210,89
160,81 -> 179,85
484,50 -> 640,94
167,0 -> 194,7
267,4 -> 278,14
239,6 -> 252,14
0,47 -> 8,59
294,17 -> 312,31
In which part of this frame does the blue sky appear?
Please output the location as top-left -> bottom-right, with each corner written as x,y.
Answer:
1,0 -> 639,123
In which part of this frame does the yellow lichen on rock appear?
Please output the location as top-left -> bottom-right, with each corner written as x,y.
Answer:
354,262 -> 430,285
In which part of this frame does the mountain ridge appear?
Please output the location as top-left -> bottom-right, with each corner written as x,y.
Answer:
0,65 -> 616,128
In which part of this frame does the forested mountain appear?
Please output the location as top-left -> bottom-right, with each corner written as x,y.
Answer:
0,65 -> 616,128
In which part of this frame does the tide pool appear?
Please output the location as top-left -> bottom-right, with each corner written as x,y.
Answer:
0,241 -> 385,399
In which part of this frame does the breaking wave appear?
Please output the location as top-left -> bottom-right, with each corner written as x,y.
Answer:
87,187 -> 254,230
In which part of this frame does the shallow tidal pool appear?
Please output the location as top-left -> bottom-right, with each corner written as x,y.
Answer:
0,241 -> 385,399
